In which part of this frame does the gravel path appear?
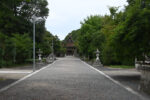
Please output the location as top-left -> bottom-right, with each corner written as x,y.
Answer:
0,64 -> 47,90
0,57 -> 149,100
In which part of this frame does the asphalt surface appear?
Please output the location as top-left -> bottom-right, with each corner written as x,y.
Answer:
0,56 -> 149,100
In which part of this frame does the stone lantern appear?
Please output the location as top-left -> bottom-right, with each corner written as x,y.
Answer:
93,49 -> 103,67
96,49 -> 100,61
37,49 -> 43,62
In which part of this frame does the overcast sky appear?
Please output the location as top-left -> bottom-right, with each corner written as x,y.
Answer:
45,0 -> 128,40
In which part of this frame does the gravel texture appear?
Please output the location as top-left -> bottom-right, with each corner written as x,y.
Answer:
0,56 -> 149,100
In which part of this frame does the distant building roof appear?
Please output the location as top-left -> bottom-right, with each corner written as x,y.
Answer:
65,35 -> 75,48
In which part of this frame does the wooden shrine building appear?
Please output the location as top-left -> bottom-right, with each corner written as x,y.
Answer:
65,36 -> 76,56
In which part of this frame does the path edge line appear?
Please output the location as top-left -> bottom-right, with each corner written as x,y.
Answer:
81,61 -> 147,100
0,61 -> 56,93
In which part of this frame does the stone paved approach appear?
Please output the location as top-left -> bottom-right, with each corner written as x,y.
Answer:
0,57 -> 149,100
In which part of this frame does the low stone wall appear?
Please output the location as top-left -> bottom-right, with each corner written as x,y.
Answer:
136,64 -> 150,94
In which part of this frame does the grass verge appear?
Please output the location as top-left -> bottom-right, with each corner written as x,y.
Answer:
108,65 -> 135,69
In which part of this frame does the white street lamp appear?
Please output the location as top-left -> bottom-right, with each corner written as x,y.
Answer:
52,38 -> 54,62
32,15 -> 43,72
32,15 -> 36,72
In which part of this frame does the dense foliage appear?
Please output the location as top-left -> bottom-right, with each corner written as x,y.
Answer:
0,0 -> 64,67
65,0 -> 150,65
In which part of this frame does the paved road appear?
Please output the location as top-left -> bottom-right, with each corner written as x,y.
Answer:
0,57 -> 148,100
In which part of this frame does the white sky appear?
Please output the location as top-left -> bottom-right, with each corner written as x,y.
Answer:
45,0 -> 128,40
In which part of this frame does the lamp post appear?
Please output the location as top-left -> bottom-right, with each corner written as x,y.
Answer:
33,15 -> 36,72
52,38 -> 54,62
32,14 -> 43,71
32,15 -> 43,72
